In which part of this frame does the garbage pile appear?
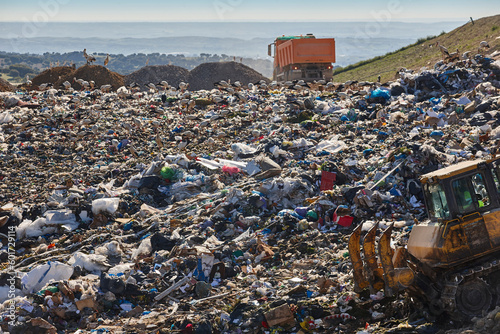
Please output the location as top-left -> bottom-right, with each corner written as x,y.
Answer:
188,62 -> 270,90
125,65 -> 190,90
0,54 -> 500,334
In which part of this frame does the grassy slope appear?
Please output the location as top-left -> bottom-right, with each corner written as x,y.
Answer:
0,73 -> 14,81
332,14 -> 500,83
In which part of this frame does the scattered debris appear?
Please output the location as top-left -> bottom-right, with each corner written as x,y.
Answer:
1,53 -> 500,333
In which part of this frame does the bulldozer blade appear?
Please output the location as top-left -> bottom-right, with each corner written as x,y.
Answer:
378,223 -> 397,297
348,223 -> 369,292
363,222 -> 381,293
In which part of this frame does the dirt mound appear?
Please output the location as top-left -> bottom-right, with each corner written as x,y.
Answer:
125,65 -> 189,89
56,65 -> 125,90
31,66 -> 75,88
0,78 -> 14,92
188,61 -> 269,91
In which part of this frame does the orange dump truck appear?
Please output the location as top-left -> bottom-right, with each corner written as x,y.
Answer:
268,34 -> 336,82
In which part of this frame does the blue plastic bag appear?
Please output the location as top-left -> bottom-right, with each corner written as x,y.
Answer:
370,89 -> 391,100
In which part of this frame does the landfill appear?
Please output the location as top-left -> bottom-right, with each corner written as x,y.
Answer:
1,52 -> 500,334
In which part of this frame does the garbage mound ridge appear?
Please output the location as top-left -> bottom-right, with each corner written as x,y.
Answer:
125,65 -> 190,89
56,65 -> 125,90
189,61 -> 270,90
31,66 -> 74,88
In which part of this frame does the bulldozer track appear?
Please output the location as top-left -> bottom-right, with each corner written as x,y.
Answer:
441,258 -> 500,312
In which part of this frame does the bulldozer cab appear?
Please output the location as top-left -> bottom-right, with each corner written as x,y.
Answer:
417,158 -> 500,265
349,157 -> 500,307
422,159 -> 500,223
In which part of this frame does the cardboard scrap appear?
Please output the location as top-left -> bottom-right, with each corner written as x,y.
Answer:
265,304 -> 295,327
75,297 -> 98,311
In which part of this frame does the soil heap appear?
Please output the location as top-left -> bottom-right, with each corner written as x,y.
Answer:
0,78 -> 14,92
31,66 -> 75,88
125,65 -> 189,89
188,61 -> 269,90
56,65 -> 125,90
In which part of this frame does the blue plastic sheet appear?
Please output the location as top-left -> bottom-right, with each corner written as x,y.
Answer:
430,130 -> 444,138
370,89 -> 391,100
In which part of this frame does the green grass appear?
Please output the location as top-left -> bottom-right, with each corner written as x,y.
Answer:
0,73 -> 16,82
332,15 -> 500,83
1,73 -> 23,86
332,33 -> 442,78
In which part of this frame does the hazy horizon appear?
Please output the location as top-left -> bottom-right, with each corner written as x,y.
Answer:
0,21 -> 461,40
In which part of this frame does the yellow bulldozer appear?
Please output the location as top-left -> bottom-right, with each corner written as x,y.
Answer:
349,156 -> 500,319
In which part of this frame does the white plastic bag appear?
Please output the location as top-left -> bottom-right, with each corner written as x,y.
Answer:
92,198 -> 120,215
131,238 -> 152,260
21,261 -> 73,294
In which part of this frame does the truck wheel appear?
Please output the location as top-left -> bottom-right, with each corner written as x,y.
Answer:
456,278 -> 494,317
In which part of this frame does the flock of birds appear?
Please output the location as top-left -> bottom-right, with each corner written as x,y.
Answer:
33,78 -> 111,92
83,49 -> 109,67
215,78 -> 322,92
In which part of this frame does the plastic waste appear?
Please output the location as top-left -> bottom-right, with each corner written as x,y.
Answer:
21,261 -> 74,294
17,209 -> 79,239
131,237 -> 152,260
160,166 -> 183,181
0,111 -> 14,124
294,207 -> 309,218
92,198 -> 120,215
222,165 -> 241,175
370,88 -> 391,100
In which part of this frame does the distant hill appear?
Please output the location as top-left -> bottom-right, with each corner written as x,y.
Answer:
332,14 -> 500,83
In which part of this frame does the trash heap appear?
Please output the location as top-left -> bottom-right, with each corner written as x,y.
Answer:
125,65 -> 190,90
1,54 -> 500,334
188,62 -> 270,91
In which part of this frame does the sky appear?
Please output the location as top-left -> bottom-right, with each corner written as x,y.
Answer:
0,0 -> 497,22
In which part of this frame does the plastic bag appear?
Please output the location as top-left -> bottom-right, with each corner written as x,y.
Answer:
222,165 -> 241,175
370,89 -> 391,100
21,261 -> 74,294
0,111 -> 14,124
92,198 -> 120,215
131,238 -> 152,260
160,166 -> 183,181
